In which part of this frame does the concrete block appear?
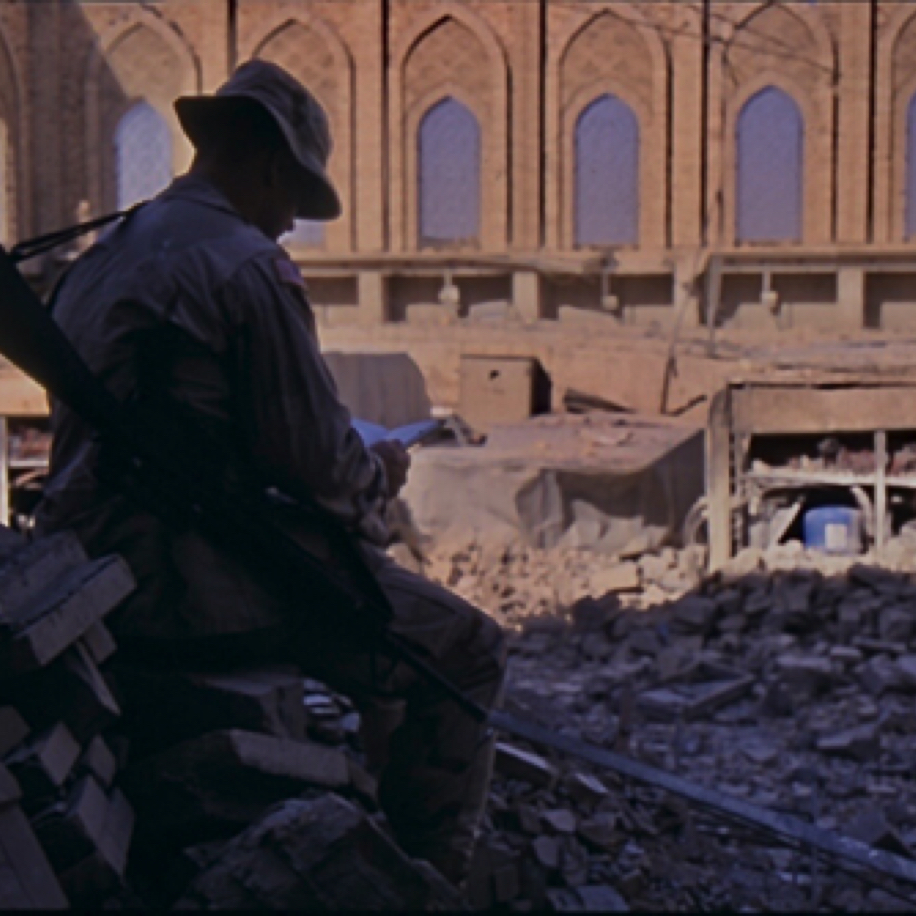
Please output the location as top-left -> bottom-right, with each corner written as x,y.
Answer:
0,764 -> 20,808
114,664 -> 307,756
56,789 -> 134,906
458,355 -> 551,433
588,562 -> 641,596
75,735 -> 118,788
4,722 -> 80,801
122,730 -> 352,842
669,595 -> 717,632
0,556 -> 134,673
177,795 -> 463,910
33,775 -> 133,875
0,532 -> 87,632
79,621 -> 117,666
0,707 -> 28,758
0,803 -> 67,909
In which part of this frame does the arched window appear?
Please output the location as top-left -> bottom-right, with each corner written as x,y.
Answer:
115,101 -> 172,209
285,220 -> 325,247
906,92 -> 916,239
418,97 -> 480,245
736,87 -> 803,243
575,94 -> 640,247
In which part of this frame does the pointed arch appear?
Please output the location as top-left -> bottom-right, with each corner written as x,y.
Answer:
250,11 -> 353,76
85,8 -> 201,98
418,97 -> 481,246
574,94 -> 640,247
719,70 -> 823,246
391,3 -> 507,79
735,86 -> 804,243
547,3 -> 669,250
86,13 -> 198,214
248,14 -> 354,253
712,4 -> 833,245
390,5 -> 508,251
557,5 -> 668,101
731,1 -> 835,78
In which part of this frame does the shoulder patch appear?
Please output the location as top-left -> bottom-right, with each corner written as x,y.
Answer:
274,258 -> 308,291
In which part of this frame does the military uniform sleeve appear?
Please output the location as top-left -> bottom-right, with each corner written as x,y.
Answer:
222,254 -> 389,545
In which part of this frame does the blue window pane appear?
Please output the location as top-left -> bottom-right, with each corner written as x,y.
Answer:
284,220 -> 325,246
736,87 -> 803,243
115,101 -> 172,209
419,97 -> 480,244
907,93 -> 916,239
575,94 -> 640,246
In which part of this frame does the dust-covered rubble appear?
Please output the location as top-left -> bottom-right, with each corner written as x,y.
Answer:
410,539 -> 916,910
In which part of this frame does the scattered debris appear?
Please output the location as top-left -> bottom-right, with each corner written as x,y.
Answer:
423,538 -> 916,910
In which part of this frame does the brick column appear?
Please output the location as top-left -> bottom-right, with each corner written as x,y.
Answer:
513,270 -> 542,322
358,270 -> 387,324
836,3 -> 870,243
674,257 -> 701,328
354,0 -> 385,253
670,24 -> 704,248
837,266 -> 865,329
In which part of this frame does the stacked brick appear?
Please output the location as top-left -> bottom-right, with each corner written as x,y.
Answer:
0,528 -> 136,908
0,523 -> 466,910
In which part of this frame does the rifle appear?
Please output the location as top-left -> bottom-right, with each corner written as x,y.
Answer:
0,243 -> 487,722
6,246 -> 916,895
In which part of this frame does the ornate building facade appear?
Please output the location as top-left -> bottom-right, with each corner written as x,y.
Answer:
4,1 -> 916,334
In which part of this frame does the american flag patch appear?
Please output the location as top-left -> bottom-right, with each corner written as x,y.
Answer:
274,258 -> 307,290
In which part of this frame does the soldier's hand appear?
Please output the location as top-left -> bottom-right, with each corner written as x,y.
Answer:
372,440 -> 411,497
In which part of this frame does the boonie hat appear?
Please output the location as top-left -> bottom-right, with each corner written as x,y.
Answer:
174,59 -> 341,221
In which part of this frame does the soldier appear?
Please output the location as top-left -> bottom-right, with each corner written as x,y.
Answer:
34,59 -> 506,888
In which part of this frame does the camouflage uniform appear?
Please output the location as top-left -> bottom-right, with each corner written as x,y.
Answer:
35,175 -> 506,883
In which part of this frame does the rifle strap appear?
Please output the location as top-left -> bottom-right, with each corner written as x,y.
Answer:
9,204 -> 147,265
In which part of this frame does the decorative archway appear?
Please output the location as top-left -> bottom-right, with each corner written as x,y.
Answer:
85,12 -> 198,213
717,3 -> 833,245
391,5 -> 508,251
549,4 -> 668,250
249,14 -> 354,252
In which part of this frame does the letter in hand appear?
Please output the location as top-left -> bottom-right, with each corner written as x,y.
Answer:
371,439 -> 411,497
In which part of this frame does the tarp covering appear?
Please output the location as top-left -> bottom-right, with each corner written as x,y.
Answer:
402,413 -> 704,554
324,351 -> 431,429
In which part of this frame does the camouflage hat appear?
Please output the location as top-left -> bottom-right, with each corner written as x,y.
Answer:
174,59 -> 341,221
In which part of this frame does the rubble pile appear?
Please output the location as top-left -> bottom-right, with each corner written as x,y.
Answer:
0,527 -> 135,908
419,540 -> 916,910
0,526 -> 464,911
9,512 -> 916,910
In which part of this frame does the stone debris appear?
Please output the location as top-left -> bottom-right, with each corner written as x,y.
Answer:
0,524 -> 469,910
10,514 -> 916,909
414,538 -> 916,910
176,795 -> 465,911
0,529 -> 136,909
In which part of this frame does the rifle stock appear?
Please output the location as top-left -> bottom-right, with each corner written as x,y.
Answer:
0,247 -> 124,433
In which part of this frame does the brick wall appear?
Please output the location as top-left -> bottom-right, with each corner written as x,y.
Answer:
2,2 -> 916,332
